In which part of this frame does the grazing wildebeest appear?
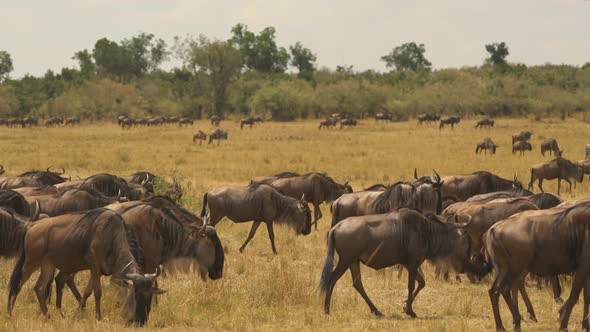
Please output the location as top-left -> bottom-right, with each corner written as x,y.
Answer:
240,117 -> 257,129
208,129 -> 228,145
0,167 -> 69,190
6,118 -> 24,128
319,117 -> 338,129
529,157 -> 584,195
7,209 -> 166,324
475,118 -> 495,129
340,118 -> 357,128
64,116 -> 80,126
193,130 -> 207,145
260,173 -> 352,230
417,113 -> 440,124
440,171 -> 518,203
210,115 -> 221,126
320,209 -> 490,317
512,141 -> 532,156
26,188 -> 121,216
540,138 -> 562,157
439,116 -> 461,129
512,131 -> 532,144
576,159 -> 590,182
178,117 -> 193,127
483,202 -> 590,331
0,205 -> 41,258
45,117 -> 63,127
375,112 -> 393,122
475,138 -> 498,155
200,183 -> 311,254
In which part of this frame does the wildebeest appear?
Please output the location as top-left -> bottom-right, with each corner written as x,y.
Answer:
475,138 -> 498,155
249,171 -> 300,186
200,183 -> 311,254
64,116 -> 80,126
178,117 -> 193,127
512,140 -> 532,156
320,209 -> 490,317
417,113 -> 440,124
12,186 -> 60,197
440,171 -> 518,203
0,164 -> 4,176
6,118 -> 24,128
240,117 -> 263,129
439,116 -> 461,129
45,117 -> 63,127
7,209 -> 166,324
193,130 -> 207,145
256,173 -> 352,230
512,131 -> 532,144
23,116 -> 38,127
55,173 -> 137,199
123,171 -> 156,186
26,188 -> 121,216
120,117 -> 134,129
0,205 -> 41,258
375,112 -> 393,122
529,157 -> 584,195
475,118 -> 495,129
209,128 -> 228,145
210,115 -> 221,126
0,190 -> 33,217
576,159 -> 590,182
117,115 -> 127,125
483,202 -> 590,331
340,118 -> 357,128
319,117 -> 338,129
540,138 -> 562,157
0,167 -> 69,190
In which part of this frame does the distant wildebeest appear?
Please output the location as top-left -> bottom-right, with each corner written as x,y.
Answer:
26,188 -> 121,216
512,141 -> 532,156
147,116 -> 164,126
193,130 -> 207,145
529,157 -> 584,195
512,131 -> 532,144
117,115 -> 127,125
0,118 -> 6,126
475,138 -> 498,155
0,167 -> 69,190
320,209 -> 490,317
64,116 -> 80,126
45,117 -> 63,127
540,138 -> 562,157
417,113 -> 440,124
319,117 -> 338,129
475,118 -> 494,129
340,118 -> 357,128
240,117 -> 263,129
165,116 -> 180,124
120,118 -> 134,129
483,202 -> 590,331
0,205 -> 42,259
440,171 -> 520,204
6,118 -> 24,128
178,117 -> 193,127
210,115 -> 221,126
254,173 -> 352,230
209,128 -> 228,145
439,116 -> 461,129
22,116 -> 38,127
200,183 -> 311,254
7,209 -> 166,324
576,159 -> 590,182
375,112 -> 393,122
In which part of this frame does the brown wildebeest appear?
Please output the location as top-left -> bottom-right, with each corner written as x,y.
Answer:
320,209 -> 491,317
26,188 -> 121,217
22,116 -> 38,127
200,183 -> 311,254
123,172 -> 156,186
45,117 -> 63,127
512,131 -> 532,144
319,118 -> 338,129
483,202 -> 590,331
375,112 -> 393,122
120,118 -> 134,129
210,115 -> 221,126
7,209 -> 166,324
117,115 -> 127,125
475,118 -> 495,129
417,113 -> 440,124
64,116 -> 80,126
55,173 -> 135,198
529,157 -> 584,195
0,205 -> 41,258
240,117 -> 258,129
576,159 -> 590,182
250,171 -> 300,185
340,118 -> 357,128
439,116 -> 461,129
208,128 -> 228,145
13,186 -> 60,197
0,167 -> 69,190
193,130 -> 207,145
260,173 -> 352,229
475,138 -> 498,155
0,190 -> 34,217
440,171 -> 518,203
540,138 -> 562,157
512,141 -> 532,156
178,117 -> 193,127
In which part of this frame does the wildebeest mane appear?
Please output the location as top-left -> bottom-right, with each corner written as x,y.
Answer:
273,171 -> 300,179
0,208 -> 30,258
364,184 -> 388,191
0,190 -> 29,216
144,195 -> 201,224
472,171 -> 513,192
63,208 -> 111,243
370,181 -> 415,214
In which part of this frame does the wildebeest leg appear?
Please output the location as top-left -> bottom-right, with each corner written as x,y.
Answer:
557,178 -> 562,196
552,276 -> 563,303
312,203 -> 321,230
79,276 -> 94,310
516,276 -> 537,322
538,178 -> 544,193
34,263 -> 56,318
558,269 -> 587,331
350,261 -> 382,316
564,178 -> 572,193
266,222 -> 278,255
90,269 -> 102,320
324,258 -> 350,314
412,269 -> 426,300
8,257 -> 41,316
489,270 -> 507,331
404,265 -> 418,318
239,221 -> 261,253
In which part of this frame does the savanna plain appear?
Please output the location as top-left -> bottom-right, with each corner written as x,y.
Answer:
1,118 -> 589,331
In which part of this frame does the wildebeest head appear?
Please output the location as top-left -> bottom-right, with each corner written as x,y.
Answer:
413,170 -> 444,213
284,194 -> 311,235
190,220 -> 225,280
441,215 -> 491,276
121,268 -> 167,326
564,158 -> 585,182
18,166 -> 69,185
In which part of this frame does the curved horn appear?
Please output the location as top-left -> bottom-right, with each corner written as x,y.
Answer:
145,267 -> 161,281
141,176 -> 147,185
197,216 -> 207,235
46,165 -> 53,172
432,169 -> 441,183
301,193 -> 305,202
448,214 -> 472,229
514,172 -> 518,182
32,200 -> 40,220
120,260 -> 135,274
117,189 -> 122,200
414,168 -> 418,180
60,168 -> 65,175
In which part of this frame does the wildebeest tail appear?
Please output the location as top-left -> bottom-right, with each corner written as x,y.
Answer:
8,249 -> 26,305
330,203 -> 340,227
319,229 -> 336,294
528,169 -> 535,191
200,192 -> 208,218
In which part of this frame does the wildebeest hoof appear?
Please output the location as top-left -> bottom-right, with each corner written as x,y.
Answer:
403,306 -> 417,318
529,314 -> 537,322
372,310 -> 383,317
555,297 -> 564,304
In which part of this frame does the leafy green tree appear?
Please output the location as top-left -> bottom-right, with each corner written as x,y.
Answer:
121,32 -> 169,75
92,38 -> 133,79
0,50 -> 14,81
73,49 -> 96,78
485,42 -> 509,66
289,42 -> 316,80
230,24 -> 290,73
381,42 -> 432,71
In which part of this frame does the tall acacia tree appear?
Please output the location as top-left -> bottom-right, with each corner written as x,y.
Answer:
289,42 -> 316,80
485,42 -> 510,66
230,24 -> 290,73
0,50 -> 14,82
381,42 -> 431,71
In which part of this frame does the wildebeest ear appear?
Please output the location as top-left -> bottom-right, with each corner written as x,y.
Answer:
151,287 -> 167,295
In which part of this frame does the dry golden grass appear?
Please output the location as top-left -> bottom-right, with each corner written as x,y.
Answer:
1,118 -> 590,331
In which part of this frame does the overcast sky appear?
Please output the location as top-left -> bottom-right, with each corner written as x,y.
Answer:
2,0 -> 589,77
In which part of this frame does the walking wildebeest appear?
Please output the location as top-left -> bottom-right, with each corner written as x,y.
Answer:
512,141 -> 532,156
417,113 -> 440,124
0,204 -> 41,258
540,138 -> 562,157
23,116 -> 38,127
45,117 -> 63,127
7,209 -> 166,324
439,116 -> 461,129
319,118 -> 338,129
440,171 -> 519,203
258,173 -> 352,230
340,118 -> 357,128
512,131 -> 532,144
475,138 -> 498,155
193,130 -> 207,145
577,159 -> 590,182
178,118 -> 193,127
0,167 -> 69,190
529,157 -> 584,195
475,118 -> 495,129
240,117 -> 262,129
208,129 -> 228,145
200,183 -> 311,254
320,209 -> 491,317
483,202 -> 590,331
375,112 -> 393,122
210,115 -> 221,126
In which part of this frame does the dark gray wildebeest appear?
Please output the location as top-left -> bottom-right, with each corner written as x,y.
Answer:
6,118 -> 24,128
475,138 -> 498,155
123,171 -> 156,186
55,173 -> 140,199
120,118 -> 134,129
250,171 -> 300,185
320,208 -> 491,317
117,115 -> 128,125
439,116 -> 461,129
240,117 -> 263,129
209,128 -> 228,145
512,131 -> 532,144
0,167 -> 69,190
45,117 -> 63,127
193,130 -> 207,145
64,116 -> 80,126
440,171 -> 519,204
417,113 -> 440,124
7,209 -> 166,325
0,205 -> 41,258
340,118 -> 357,128
26,188 -> 122,217
475,118 -> 495,129
259,173 -> 352,230
200,183 -> 311,254
0,190 -> 35,217
178,117 -> 193,127
576,159 -> 590,182
375,112 -> 393,121
210,115 -> 221,126
319,117 -> 338,129
483,202 -> 590,331
540,138 -> 562,157
529,157 -> 584,195
23,116 -> 38,127
512,141 -> 532,156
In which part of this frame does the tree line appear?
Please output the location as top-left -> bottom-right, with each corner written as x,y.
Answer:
1,24 -> 589,122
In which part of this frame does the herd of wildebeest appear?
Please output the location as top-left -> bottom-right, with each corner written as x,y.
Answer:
4,114 -> 590,331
